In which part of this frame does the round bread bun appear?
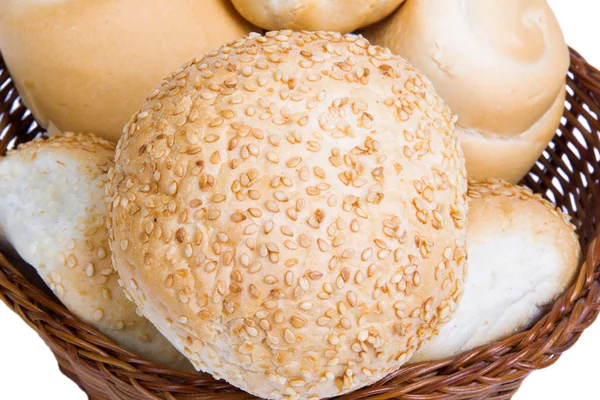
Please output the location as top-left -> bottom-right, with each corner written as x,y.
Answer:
412,179 -> 581,362
364,0 -> 569,183
0,0 -> 256,143
231,0 -> 406,33
108,31 -> 468,399
0,133 -> 191,370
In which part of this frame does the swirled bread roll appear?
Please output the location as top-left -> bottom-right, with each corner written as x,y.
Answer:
412,179 -> 581,362
231,0 -> 405,33
0,133 -> 190,370
365,0 -> 569,183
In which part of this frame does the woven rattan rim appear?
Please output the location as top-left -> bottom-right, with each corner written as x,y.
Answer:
1,48 -> 600,400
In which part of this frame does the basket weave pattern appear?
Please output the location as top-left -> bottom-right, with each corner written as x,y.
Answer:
1,49 -> 600,400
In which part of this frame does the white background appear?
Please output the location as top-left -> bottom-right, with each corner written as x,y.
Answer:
0,1 -> 599,399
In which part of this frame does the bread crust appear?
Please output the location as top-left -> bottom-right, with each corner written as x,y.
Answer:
231,0 -> 405,33
0,0 -> 255,142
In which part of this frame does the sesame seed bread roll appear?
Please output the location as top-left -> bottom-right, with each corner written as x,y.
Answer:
108,31 -> 469,399
0,133 -> 191,370
412,179 -> 581,362
364,0 -> 569,183
231,0 -> 405,33
0,0 -> 256,142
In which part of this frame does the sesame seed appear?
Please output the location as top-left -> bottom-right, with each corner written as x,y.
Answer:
86,263 -> 95,277
341,248 -> 355,259
266,151 -> 279,163
246,327 -> 258,337
185,244 -> 193,258
317,238 -> 329,252
361,248 -> 373,261
51,271 -> 62,283
67,254 -> 78,268
273,310 -> 285,324
284,328 -> 296,343
286,157 -> 302,168
244,224 -> 258,235
94,309 -> 104,321
299,235 -> 311,248
291,316 -> 306,328
274,191 -> 289,202
265,201 -> 280,213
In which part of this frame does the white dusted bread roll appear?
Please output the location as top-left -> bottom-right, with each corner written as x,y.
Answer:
412,179 -> 581,362
0,133 -> 190,370
231,0 -> 405,33
364,0 -> 569,183
108,31 -> 469,400
0,0 -> 256,142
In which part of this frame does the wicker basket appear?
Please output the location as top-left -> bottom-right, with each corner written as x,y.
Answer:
1,47 -> 600,400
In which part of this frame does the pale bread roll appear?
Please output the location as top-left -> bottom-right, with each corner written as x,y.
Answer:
231,0 -> 405,33
108,31 -> 468,399
364,0 -> 569,183
0,133 -> 190,370
412,179 -> 581,362
458,87 -> 566,184
0,0 -> 255,142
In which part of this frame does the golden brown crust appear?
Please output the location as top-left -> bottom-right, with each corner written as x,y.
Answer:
466,178 -> 576,229
8,132 -> 116,156
231,0 -> 405,33
108,31 -> 468,399
457,86 -> 566,183
0,0 -> 256,142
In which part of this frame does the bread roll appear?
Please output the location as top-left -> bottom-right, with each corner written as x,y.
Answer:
231,0 -> 405,33
412,179 -> 581,362
364,0 -> 569,183
458,86 -> 566,184
0,0 -> 255,142
0,133 -> 190,370
108,31 -> 468,399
